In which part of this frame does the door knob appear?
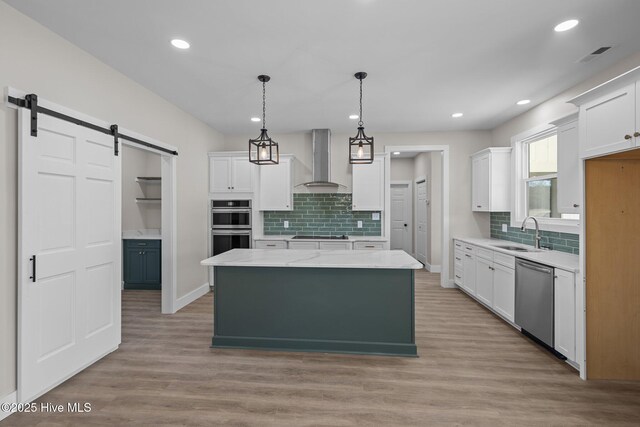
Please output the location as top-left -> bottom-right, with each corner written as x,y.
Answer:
404,224 -> 407,227
624,134 -> 632,140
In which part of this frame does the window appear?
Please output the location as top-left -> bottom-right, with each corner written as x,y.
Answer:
513,127 -> 579,230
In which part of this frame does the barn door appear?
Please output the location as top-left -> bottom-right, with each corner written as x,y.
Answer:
18,108 -> 121,402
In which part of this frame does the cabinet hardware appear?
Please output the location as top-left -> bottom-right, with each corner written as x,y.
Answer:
465,254 -> 472,258
477,205 -> 482,208
455,275 -> 461,279
635,132 -> 640,138
554,275 -> 558,279
489,266 -> 495,271
624,134 -> 632,140
365,245 -> 375,248
266,244 -> 276,247
455,257 -> 461,261
465,246 -> 472,250
573,203 -> 580,208
29,255 -> 36,282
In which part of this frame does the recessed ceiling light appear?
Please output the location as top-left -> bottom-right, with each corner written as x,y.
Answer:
554,19 -> 579,32
170,39 -> 190,49
250,117 -> 261,122
349,114 -> 359,120
516,99 -> 531,105
393,151 -> 401,155
451,113 -> 463,118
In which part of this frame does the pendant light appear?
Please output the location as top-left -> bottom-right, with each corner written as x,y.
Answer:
249,75 -> 279,165
349,72 -> 374,164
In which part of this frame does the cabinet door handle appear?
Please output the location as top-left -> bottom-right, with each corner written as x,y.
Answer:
477,205 -> 482,208
573,203 -> 580,208
635,132 -> 640,138
455,275 -> 461,279
30,255 -> 36,282
455,257 -> 461,261
465,254 -> 472,258
489,266 -> 495,271
624,134 -> 632,140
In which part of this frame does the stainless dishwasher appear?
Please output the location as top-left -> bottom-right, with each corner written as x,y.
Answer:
515,258 -> 554,348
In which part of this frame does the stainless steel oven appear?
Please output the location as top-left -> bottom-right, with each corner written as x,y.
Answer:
211,200 -> 252,229
211,200 -> 252,256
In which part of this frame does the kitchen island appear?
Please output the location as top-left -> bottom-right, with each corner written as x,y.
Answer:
201,249 -> 422,356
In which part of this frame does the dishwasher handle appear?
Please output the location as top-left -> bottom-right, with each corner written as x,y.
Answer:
516,259 -> 553,274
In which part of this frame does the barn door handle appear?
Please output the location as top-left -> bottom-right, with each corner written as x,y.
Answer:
30,255 -> 36,282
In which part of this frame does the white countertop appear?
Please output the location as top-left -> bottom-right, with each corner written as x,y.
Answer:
201,248 -> 422,269
253,235 -> 388,242
454,237 -> 579,273
122,229 -> 162,240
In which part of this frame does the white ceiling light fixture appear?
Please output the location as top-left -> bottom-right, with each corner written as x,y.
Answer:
451,112 -> 463,118
170,39 -> 190,49
554,19 -> 579,32
349,114 -> 359,120
516,99 -> 531,105
393,151 -> 400,155
250,117 -> 261,122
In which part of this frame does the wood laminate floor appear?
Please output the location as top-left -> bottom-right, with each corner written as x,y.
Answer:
4,270 -> 640,426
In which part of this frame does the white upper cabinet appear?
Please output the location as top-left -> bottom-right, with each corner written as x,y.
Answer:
553,114 -> 580,214
579,83 -> 636,159
259,155 -> 294,211
352,156 -> 385,211
570,68 -> 640,159
471,148 -> 511,212
209,153 -> 255,194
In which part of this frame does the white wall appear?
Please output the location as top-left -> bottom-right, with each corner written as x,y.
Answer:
390,158 -> 415,181
122,145 -> 161,231
0,2 -> 224,398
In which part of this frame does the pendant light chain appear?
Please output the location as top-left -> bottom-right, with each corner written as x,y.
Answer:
358,78 -> 364,127
262,80 -> 267,129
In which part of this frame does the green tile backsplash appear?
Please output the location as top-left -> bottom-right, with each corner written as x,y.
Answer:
490,212 -> 579,255
263,193 -> 382,236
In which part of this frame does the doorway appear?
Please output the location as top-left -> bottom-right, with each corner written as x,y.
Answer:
385,146 -> 449,288
390,183 -> 412,254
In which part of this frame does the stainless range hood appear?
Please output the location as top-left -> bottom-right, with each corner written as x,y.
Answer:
301,129 -> 344,188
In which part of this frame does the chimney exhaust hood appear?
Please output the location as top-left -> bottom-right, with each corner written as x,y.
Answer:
301,129 -> 344,188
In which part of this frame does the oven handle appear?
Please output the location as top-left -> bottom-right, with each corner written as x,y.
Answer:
212,230 -> 252,235
212,208 -> 252,213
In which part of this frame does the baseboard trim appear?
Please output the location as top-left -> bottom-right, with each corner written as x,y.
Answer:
175,282 -> 210,312
441,279 -> 456,289
424,262 -> 441,273
0,391 -> 17,421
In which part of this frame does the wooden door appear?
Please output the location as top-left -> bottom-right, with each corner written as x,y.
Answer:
18,110 -> 121,402
585,152 -> 640,380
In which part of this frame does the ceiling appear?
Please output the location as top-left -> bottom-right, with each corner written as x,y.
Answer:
6,0 -> 640,135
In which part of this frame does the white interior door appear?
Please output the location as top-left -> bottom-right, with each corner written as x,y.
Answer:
18,109 -> 121,402
416,180 -> 428,264
390,184 -> 411,253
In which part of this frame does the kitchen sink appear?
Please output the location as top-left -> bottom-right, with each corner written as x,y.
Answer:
492,244 -> 538,252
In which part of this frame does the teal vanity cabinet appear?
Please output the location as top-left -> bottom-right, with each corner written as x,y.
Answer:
123,239 -> 161,289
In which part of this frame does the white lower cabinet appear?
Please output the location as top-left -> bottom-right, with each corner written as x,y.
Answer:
255,240 -> 287,249
462,251 -> 476,295
353,241 -> 384,250
288,241 -> 320,250
319,241 -> 352,250
475,256 -> 494,307
492,263 -> 515,323
554,268 -> 576,361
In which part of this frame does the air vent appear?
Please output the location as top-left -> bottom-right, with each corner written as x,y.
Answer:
577,46 -> 612,63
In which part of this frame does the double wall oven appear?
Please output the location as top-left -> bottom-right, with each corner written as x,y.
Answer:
211,200 -> 252,256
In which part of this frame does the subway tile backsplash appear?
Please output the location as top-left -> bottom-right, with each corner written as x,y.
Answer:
263,193 -> 381,236
490,212 -> 579,255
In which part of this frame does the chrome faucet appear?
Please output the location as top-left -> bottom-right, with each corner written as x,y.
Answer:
521,216 -> 542,249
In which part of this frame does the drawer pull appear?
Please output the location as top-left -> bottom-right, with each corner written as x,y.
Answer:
266,244 -> 276,247
465,246 -> 472,250
465,254 -> 472,258
477,205 -> 482,208
455,257 -> 461,261
455,275 -> 461,279
365,245 -> 375,248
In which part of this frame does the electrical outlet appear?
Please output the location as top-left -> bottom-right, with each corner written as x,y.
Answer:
284,220 -> 289,229
357,220 -> 363,228
372,212 -> 380,221
502,224 -> 508,232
